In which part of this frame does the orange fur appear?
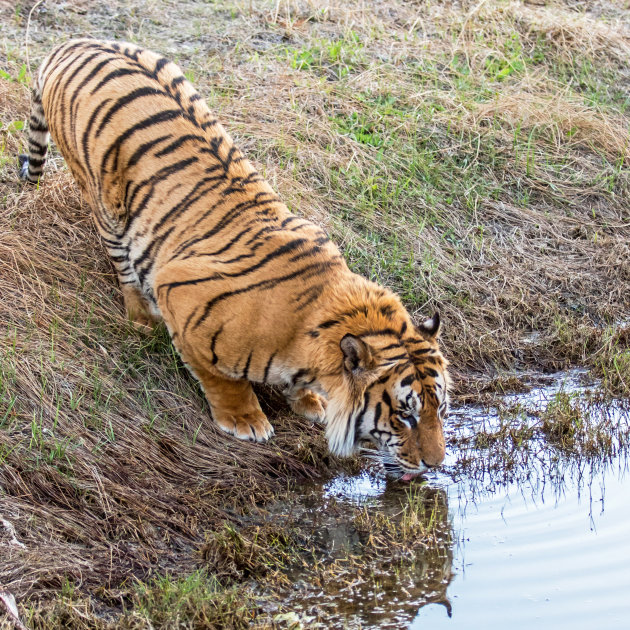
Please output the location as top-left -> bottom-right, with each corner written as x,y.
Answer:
22,39 -> 451,475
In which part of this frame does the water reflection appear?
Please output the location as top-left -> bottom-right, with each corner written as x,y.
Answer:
282,478 -> 456,628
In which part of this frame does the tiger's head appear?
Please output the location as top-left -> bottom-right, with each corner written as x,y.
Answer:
325,313 -> 450,480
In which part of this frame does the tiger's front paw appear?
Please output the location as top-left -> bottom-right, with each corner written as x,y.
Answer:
288,390 -> 327,423
129,312 -> 159,334
213,409 -> 275,442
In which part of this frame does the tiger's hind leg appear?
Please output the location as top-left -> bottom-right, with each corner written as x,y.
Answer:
285,388 -> 327,423
187,362 -> 274,442
121,284 -> 160,332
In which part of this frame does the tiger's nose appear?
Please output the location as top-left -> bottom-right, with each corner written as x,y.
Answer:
421,455 -> 444,469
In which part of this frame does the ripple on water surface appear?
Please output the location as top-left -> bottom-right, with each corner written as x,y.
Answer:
414,463 -> 630,629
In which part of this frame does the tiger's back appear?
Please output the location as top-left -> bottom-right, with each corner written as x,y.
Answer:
22,39 -> 451,477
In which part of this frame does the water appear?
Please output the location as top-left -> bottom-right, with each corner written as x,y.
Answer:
414,462 -> 630,629
285,373 -> 630,629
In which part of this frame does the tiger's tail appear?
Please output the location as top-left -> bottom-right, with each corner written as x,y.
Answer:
19,79 -> 49,184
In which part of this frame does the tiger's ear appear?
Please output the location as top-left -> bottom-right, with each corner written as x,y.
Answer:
417,312 -> 441,338
340,334 -> 374,374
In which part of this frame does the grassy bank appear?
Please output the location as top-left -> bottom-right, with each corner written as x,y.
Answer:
1,0 -> 629,627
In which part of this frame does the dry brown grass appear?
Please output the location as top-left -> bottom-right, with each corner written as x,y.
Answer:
0,69 -> 342,625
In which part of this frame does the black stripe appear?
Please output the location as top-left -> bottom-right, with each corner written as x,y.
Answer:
287,238 -> 329,263
394,361 -> 412,374
204,164 -> 224,175
222,146 -> 239,171
126,156 -> 198,212
210,325 -> 224,365
154,57 -> 169,75
40,41 -> 84,80
351,390 -> 371,443
281,216 -> 302,228
242,351 -> 253,380
127,134 -> 171,168
189,260 -> 340,331
123,45 -> 143,61
216,246 -> 261,265
146,174 -> 225,233
295,285 -> 323,311
154,134 -> 206,157
319,319 -> 339,329
96,86 -> 166,136
101,236 -> 124,247
90,67 -> 145,94
361,328 -> 399,338
380,343 -> 402,351
28,121 -> 48,133
186,196 -> 280,243
382,391 -> 392,409
166,237 -> 310,291
244,224 -> 276,246
135,227 -> 176,286
400,374 -> 415,388
207,238 -> 308,281
410,346 -> 431,353
58,50 -> 105,140
100,109 -> 182,173
62,50 -> 103,94
27,143 -> 47,156
263,353 -> 276,382
174,225 -> 254,262
81,97 -> 112,165
291,369 -> 310,385
373,402 -> 382,426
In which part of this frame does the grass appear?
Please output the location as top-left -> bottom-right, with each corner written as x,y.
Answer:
454,385 -> 630,483
0,0 -> 629,627
353,484 -> 451,553
21,573 -> 256,630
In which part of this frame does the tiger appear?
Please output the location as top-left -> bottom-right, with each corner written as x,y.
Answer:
19,39 -> 450,480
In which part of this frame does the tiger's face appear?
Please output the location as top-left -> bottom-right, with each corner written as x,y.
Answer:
356,361 -> 449,479
336,313 -> 449,480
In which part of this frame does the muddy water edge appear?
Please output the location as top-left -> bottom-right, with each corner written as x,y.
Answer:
252,372 -> 630,629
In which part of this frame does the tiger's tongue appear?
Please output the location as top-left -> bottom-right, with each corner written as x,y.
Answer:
401,472 -> 418,482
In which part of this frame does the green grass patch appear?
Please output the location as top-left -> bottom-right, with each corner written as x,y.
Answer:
288,30 -> 366,80
124,572 -> 254,630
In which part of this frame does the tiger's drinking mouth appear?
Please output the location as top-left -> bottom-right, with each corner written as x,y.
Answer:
20,39 -> 450,477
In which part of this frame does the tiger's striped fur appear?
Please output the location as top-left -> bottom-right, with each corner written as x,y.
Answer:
20,39 -> 450,477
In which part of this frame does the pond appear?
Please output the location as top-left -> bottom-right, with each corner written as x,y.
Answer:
278,372 -> 630,629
